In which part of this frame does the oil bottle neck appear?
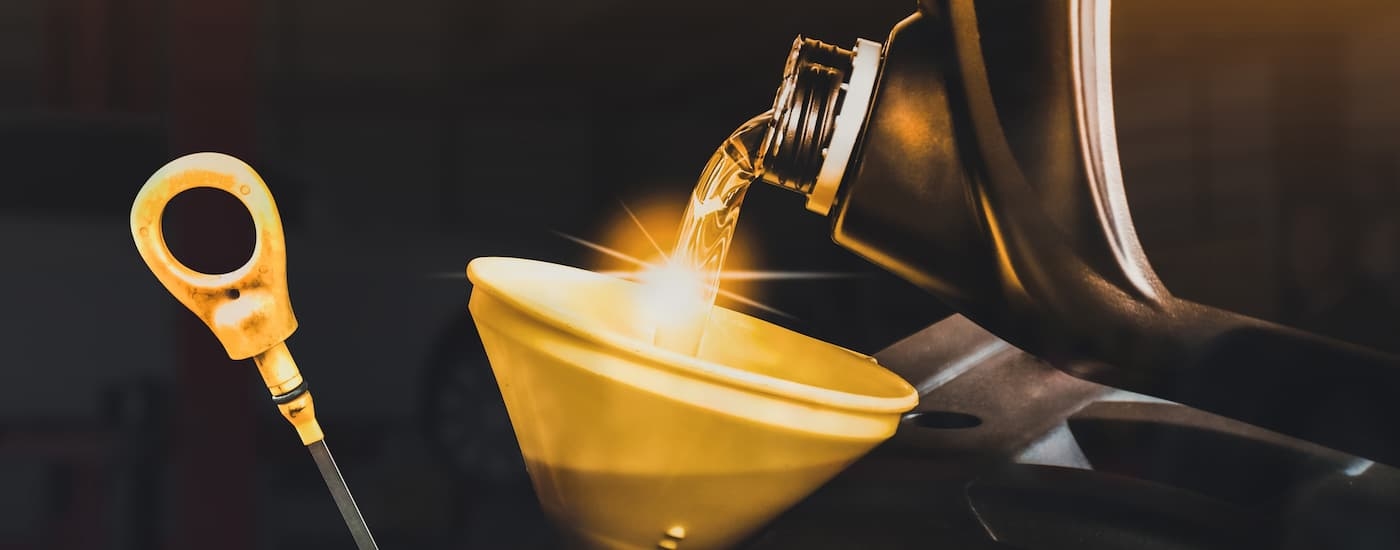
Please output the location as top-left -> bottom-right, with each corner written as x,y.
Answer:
758,36 -> 882,216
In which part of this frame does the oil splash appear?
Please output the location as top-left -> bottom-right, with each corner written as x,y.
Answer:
652,112 -> 773,356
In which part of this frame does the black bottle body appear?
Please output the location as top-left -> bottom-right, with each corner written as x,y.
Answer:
831,4 -> 1152,380
824,1 -> 1400,466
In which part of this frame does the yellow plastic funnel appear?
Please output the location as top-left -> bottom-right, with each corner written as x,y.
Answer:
466,257 -> 918,549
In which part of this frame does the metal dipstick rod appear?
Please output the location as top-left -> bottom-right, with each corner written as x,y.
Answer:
130,152 -> 379,550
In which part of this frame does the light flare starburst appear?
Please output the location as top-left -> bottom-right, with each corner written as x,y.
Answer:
436,201 -> 864,321
566,201 -> 864,319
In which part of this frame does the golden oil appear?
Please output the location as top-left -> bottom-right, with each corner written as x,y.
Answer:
653,112 -> 774,356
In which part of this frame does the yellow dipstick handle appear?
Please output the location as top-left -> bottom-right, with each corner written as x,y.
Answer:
130,152 -> 324,445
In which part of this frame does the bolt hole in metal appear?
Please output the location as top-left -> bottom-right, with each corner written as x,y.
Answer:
903,410 -> 983,429
160,187 -> 257,275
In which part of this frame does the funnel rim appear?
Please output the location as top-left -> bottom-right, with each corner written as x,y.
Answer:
465,256 -> 918,414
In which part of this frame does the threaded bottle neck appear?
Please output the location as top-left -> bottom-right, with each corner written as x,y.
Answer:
759,37 -> 855,195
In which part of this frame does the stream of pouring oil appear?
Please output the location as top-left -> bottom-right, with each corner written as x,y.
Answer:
654,112 -> 773,355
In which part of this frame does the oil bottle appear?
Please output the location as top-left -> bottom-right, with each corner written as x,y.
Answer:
750,0 -> 1400,466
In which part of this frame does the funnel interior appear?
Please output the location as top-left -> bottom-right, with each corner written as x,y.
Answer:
466,257 -> 916,412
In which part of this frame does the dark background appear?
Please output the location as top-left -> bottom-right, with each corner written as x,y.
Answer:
1,0 -> 1398,548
